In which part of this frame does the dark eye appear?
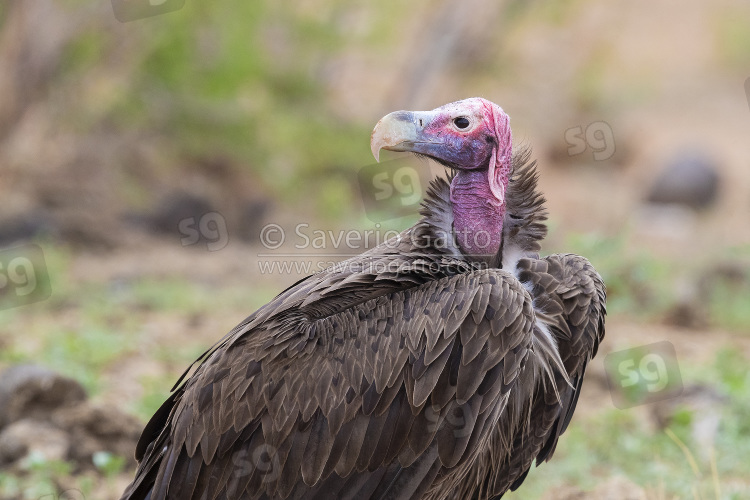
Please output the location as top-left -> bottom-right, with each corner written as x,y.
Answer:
453,117 -> 470,129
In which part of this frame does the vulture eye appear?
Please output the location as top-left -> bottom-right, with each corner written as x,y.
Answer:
453,117 -> 470,129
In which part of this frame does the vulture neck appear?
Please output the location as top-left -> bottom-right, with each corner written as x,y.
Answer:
450,168 -> 506,263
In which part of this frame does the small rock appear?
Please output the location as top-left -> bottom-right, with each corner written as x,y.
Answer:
52,403 -> 142,467
236,199 -> 272,242
664,277 -> 708,329
646,151 -> 720,209
0,419 -> 70,465
698,262 -> 750,296
144,192 -> 215,235
634,203 -> 696,243
0,365 -> 87,429
0,211 -> 57,246
664,301 -> 708,329
0,365 -> 142,471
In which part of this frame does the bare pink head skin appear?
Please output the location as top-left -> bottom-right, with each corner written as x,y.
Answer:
370,97 -> 512,259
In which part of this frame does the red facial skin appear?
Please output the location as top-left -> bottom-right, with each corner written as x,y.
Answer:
420,98 -> 512,260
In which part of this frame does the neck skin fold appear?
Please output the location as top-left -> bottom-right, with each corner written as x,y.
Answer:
450,169 -> 506,262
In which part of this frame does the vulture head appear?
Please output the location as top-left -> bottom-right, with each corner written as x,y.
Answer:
371,97 -> 513,260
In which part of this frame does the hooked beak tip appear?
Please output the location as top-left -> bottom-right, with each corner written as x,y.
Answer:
370,111 -> 417,163
371,143 -> 382,163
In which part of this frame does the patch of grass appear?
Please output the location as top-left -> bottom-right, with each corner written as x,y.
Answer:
0,454 -> 93,500
0,244 -> 276,396
0,321 -> 139,395
549,231 -> 750,333
131,374 -> 180,422
43,326 -> 137,394
714,10 -> 750,71
573,44 -> 613,112
507,348 -> 750,499
126,278 -> 211,314
521,0 -> 588,26
93,451 -> 127,479
550,231 -> 674,318
707,274 -> 750,332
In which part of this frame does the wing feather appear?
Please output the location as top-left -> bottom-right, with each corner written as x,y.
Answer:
435,253 -> 606,499
123,268 -> 536,500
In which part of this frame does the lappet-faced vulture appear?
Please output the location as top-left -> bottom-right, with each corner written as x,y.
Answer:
122,97 -> 606,500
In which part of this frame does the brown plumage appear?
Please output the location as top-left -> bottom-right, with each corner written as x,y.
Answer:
121,99 -> 606,500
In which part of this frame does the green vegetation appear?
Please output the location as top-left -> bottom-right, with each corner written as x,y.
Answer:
714,9 -> 750,71
707,276 -> 750,332
0,246 -> 276,397
0,454 -> 91,500
507,349 -> 750,499
553,230 -> 750,333
57,1 -> 376,221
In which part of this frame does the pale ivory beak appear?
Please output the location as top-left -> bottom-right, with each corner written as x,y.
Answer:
370,111 -> 419,162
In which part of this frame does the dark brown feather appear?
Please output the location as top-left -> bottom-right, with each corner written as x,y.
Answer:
121,148 -> 604,500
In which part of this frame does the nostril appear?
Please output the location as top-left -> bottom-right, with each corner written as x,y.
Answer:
418,119 -> 423,127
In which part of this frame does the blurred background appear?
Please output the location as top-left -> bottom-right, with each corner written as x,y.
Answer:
0,0 -> 749,498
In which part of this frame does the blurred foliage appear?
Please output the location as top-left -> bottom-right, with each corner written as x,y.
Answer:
713,10 -> 750,71
709,278 -> 750,332
54,1 -> 378,220
573,45 -> 611,112
510,0 -> 584,27
93,451 -> 127,479
0,453 -> 92,500
552,231 -> 750,333
133,374 -> 179,422
553,231 -> 674,318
